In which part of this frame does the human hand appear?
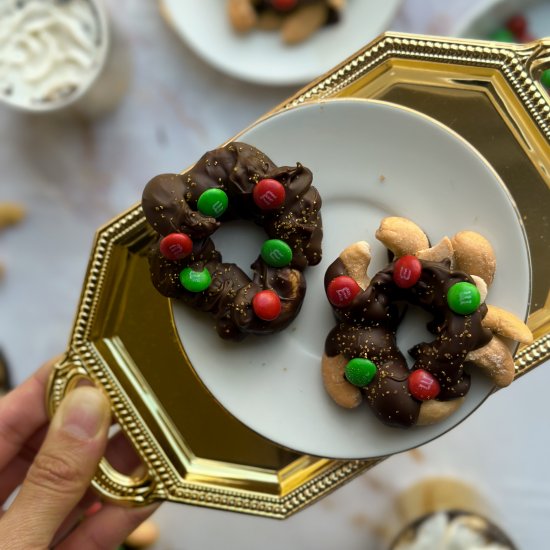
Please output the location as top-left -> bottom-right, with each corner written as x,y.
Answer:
0,359 -> 159,549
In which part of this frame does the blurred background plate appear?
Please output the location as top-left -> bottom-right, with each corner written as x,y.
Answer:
159,0 -> 402,86
451,0 -> 549,38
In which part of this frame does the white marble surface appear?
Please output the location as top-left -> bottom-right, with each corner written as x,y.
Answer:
1,0 -> 549,548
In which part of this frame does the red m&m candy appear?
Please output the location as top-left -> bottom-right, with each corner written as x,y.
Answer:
393,255 -> 422,288
253,179 -> 286,210
327,276 -> 361,307
506,14 -> 528,38
160,233 -> 193,261
408,369 -> 440,401
252,290 -> 282,321
271,0 -> 297,11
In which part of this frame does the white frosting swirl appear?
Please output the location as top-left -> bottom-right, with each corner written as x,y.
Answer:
0,0 -> 106,110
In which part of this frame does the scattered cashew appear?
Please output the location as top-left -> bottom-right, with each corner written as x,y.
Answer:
0,203 -> 26,229
0,202 -> 26,279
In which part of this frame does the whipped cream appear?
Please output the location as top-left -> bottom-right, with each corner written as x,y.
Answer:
0,0 -> 106,110
394,512 -> 513,550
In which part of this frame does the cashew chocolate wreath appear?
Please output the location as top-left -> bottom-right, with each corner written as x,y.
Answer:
142,142 -> 323,341
322,217 -> 532,429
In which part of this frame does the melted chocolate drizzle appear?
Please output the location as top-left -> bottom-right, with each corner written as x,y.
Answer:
142,142 -> 322,340
324,258 -> 493,428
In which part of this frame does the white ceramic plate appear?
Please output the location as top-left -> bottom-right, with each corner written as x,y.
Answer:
159,0 -> 401,86
173,99 -> 531,459
451,0 -> 548,38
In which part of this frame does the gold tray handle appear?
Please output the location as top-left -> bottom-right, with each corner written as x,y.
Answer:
522,38 -> 550,86
93,458 -> 157,506
47,357 -> 159,506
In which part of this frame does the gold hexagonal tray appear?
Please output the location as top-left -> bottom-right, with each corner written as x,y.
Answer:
47,32 -> 550,518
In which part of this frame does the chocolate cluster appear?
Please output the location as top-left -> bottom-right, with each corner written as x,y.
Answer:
324,257 -> 492,428
142,142 -> 322,340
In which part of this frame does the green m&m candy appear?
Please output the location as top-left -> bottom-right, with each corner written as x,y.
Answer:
447,281 -> 481,315
197,188 -> 228,218
179,267 -> 211,292
344,358 -> 377,387
261,239 -> 293,267
489,28 -> 515,43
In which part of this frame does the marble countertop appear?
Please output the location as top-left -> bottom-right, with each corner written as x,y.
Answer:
1,0 -> 548,548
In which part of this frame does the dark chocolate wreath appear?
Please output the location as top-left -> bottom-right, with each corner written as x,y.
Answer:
324,254 -> 492,428
142,142 -> 323,341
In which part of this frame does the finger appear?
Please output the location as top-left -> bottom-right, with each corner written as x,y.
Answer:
51,489 -> 102,547
0,359 -> 56,471
57,502 -> 160,550
2,427 -> 144,542
0,386 -> 111,548
0,425 -> 140,506
0,424 -> 48,505
52,429 -> 144,545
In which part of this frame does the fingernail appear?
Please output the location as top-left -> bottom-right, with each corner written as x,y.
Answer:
59,387 -> 109,440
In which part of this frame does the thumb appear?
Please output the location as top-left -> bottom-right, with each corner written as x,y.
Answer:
1,386 -> 111,549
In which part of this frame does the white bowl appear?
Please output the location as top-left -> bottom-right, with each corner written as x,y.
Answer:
0,0 -> 110,113
452,0 -> 548,39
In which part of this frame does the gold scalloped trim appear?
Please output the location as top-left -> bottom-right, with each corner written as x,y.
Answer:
285,34 -> 550,141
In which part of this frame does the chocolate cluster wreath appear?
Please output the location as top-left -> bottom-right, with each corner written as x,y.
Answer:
227,0 -> 345,45
322,217 -> 532,428
142,142 -> 322,341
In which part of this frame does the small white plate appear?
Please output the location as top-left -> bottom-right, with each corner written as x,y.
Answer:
159,0 -> 401,86
173,99 -> 531,459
